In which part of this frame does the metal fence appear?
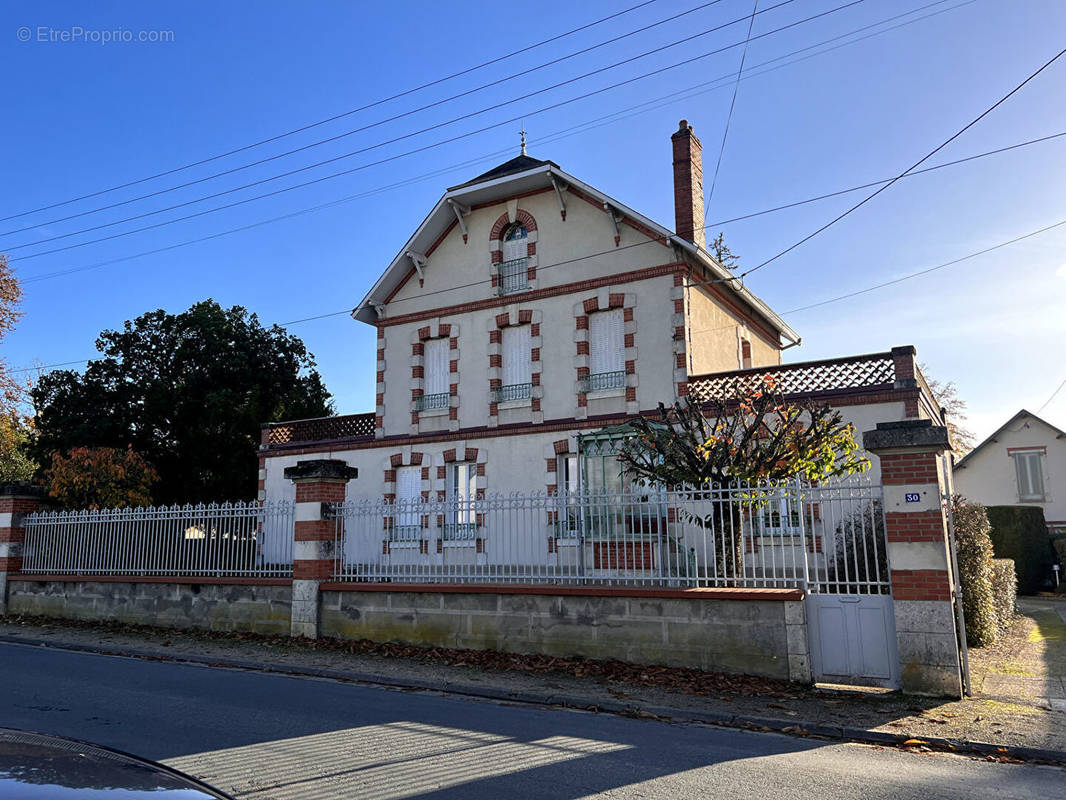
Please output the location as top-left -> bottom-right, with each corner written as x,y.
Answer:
330,480 -> 888,590
21,500 -> 295,578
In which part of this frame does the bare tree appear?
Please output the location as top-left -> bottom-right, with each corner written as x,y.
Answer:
920,363 -> 975,456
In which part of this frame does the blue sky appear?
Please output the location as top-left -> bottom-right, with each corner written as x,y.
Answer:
2,0 -> 1065,442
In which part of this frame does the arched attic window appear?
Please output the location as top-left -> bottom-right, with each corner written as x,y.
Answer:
498,223 -> 530,295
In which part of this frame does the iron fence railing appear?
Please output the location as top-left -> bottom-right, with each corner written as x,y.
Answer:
579,370 -> 626,394
490,383 -> 532,403
414,392 -> 450,412
329,480 -> 888,590
497,257 -> 529,295
21,500 -> 295,578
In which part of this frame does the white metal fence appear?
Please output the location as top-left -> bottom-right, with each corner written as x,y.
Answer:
21,500 -> 295,578
330,480 -> 889,591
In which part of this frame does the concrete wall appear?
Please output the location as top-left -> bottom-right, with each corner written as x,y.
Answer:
319,587 -> 808,680
954,412 -> 1066,527
7,579 -> 292,635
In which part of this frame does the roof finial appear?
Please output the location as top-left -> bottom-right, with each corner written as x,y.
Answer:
519,121 -> 527,156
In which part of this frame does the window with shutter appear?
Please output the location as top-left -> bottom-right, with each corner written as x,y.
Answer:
1013,451 -> 1046,501
394,466 -> 421,540
498,224 -> 530,295
498,324 -> 531,402
445,462 -> 478,539
418,338 -> 450,411
587,309 -> 625,392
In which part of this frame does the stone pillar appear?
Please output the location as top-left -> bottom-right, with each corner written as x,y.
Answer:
864,420 -> 962,697
0,484 -> 47,614
284,460 -> 358,639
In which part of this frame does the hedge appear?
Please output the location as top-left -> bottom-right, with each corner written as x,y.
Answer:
990,559 -> 1017,628
952,499 -> 998,646
985,505 -> 1055,594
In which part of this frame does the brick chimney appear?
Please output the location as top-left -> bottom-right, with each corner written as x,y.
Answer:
671,119 -> 706,250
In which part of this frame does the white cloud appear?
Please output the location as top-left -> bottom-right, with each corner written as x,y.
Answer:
1057,263 -> 1066,278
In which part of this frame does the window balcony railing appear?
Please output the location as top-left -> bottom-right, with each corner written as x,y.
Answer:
490,383 -> 532,403
497,257 -> 530,295
414,392 -> 450,412
579,370 -> 626,394
390,525 -> 423,542
442,522 -> 480,541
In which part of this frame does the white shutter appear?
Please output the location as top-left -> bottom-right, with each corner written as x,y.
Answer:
425,338 -> 449,396
502,325 -> 531,387
396,466 -> 420,527
589,309 -> 624,375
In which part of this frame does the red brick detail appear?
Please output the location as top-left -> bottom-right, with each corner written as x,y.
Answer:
593,541 -> 655,570
576,340 -> 589,355
437,324 -> 451,337
489,329 -> 501,344
624,307 -> 635,322
625,387 -> 637,402
489,353 -> 502,368
576,315 -> 588,330
0,497 -> 43,514
294,560 -> 333,581
531,348 -> 541,362
518,309 -> 533,324
608,293 -> 625,308
475,538 -> 485,554
624,333 -> 635,348
443,448 -> 457,462
879,453 -> 939,485
294,482 -> 347,503
417,326 -> 432,340
553,439 -> 571,454
466,448 -> 479,461
890,569 -> 952,601
449,407 -> 458,420
294,520 -> 334,541
530,323 -> 540,337
496,312 -> 510,328
583,297 -> 599,313
390,453 -> 404,467
491,251 -> 503,265
885,511 -> 946,542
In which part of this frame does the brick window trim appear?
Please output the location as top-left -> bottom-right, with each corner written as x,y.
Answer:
573,291 -> 639,418
489,209 -> 539,294
375,326 -> 386,437
487,308 -> 544,425
410,321 -> 460,432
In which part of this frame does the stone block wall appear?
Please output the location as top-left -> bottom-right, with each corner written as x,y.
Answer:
319,587 -> 807,681
7,578 -> 292,635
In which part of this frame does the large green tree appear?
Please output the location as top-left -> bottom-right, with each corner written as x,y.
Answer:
31,300 -> 333,503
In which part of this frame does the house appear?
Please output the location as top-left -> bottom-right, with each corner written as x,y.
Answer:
954,409 -> 1066,535
258,120 -> 945,550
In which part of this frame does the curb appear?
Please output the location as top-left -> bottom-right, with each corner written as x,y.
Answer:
2,633 -> 1065,765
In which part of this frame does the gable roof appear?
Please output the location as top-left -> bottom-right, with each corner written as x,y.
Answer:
352,155 -> 799,346
955,408 -> 1066,468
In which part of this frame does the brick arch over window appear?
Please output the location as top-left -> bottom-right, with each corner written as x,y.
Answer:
486,308 -> 544,425
488,209 -> 539,294
410,321 -> 460,433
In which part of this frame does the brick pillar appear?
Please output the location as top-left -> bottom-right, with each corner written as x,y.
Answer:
864,420 -> 962,697
0,484 -> 47,614
891,345 -> 920,418
284,460 -> 358,639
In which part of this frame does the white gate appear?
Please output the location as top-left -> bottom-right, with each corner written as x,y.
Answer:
801,483 -> 899,688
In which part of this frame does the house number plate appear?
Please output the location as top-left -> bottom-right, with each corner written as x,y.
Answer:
904,493 -> 921,503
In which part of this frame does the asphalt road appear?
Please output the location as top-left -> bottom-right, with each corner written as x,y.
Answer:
0,642 -> 1064,800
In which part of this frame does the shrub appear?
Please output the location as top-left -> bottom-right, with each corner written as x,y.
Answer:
46,446 -> 159,509
952,498 -> 997,646
831,500 -> 888,592
990,559 -> 1017,628
985,505 -> 1056,594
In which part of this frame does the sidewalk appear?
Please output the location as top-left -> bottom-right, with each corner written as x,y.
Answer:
970,596 -> 1066,710
2,611 -> 1065,760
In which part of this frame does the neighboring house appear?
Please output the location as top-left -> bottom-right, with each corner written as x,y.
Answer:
259,120 -> 944,513
954,409 -> 1066,534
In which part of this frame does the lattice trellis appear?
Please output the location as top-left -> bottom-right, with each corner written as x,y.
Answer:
266,412 -> 375,445
688,353 -> 895,403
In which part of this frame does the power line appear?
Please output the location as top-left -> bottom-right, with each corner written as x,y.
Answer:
22,214 -> 1066,374
0,0 -> 766,243
0,0 -> 663,225
5,0 -> 858,265
706,0 -> 758,215
22,125 -> 1063,288
734,45 -> 1066,280
1037,378 -> 1066,413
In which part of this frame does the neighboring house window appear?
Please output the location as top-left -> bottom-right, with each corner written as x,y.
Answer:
445,462 -> 478,539
498,223 -> 530,295
394,466 -> 421,541
741,338 -> 753,369
496,324 -> 531,402
416,337 -> 450,411
586,309 -> 625,392
1014,450 -> 1046,501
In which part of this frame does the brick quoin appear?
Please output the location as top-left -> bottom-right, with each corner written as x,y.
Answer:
879,454 -> 940,485
885,512 -> 946,542
890,569 -> 952,601
294,483 -> 347,503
